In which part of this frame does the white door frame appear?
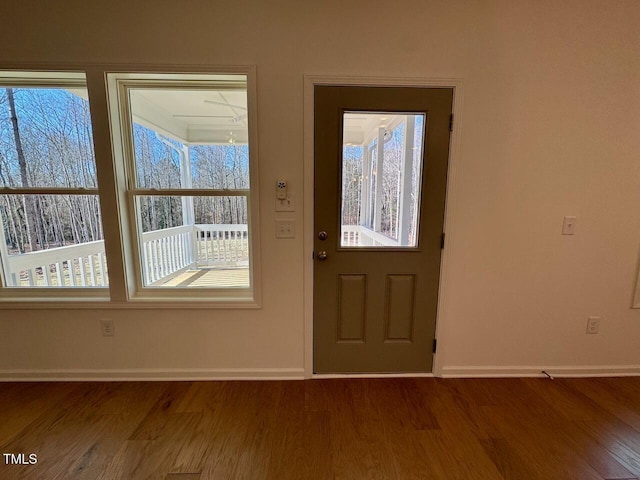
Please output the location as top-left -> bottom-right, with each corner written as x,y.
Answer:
303,75 -> 465,378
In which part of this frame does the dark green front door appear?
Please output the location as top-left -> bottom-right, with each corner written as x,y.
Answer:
313,85 -> 453,373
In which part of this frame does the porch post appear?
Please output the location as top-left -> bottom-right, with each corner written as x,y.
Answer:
398,115 -> 415,245
180,145 -> 197,265
374,127 -> 385,233
360,144 -> 371,227
180,145 -> 195,225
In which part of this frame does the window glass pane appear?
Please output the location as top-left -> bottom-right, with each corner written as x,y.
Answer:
129,86 -> 249,190
0,87 -> 97,188
133,124 -> 182,189
190,144 -> 249,189
136,195 -> 249,288
1,194 -> 108,287
340,112 -> 425,248
380,122 -> 405,240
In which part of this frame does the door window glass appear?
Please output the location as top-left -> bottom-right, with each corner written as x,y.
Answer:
341,112 -> 425,248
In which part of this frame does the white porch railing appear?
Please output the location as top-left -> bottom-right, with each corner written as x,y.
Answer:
141,225 -> 195,285
3,224 -> 249,288
140,224 -> 249,285
195,224 -> 249,266
341,225 -> 399,247
5,240 -> 108,287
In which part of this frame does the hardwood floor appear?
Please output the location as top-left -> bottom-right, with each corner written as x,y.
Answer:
1,377 -> 639,479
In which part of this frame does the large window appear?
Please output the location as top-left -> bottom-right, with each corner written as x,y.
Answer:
0,69 -> 260,305
108,73 -> 259,302
0,72 -> 108,295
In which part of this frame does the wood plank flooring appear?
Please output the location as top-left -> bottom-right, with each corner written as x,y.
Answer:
1,377 -> 639,479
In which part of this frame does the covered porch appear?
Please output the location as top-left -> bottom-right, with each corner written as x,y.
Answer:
5,223 -> 249,288
0,79 -> 251,289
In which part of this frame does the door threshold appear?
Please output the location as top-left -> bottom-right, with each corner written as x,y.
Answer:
312,372 -> 434,379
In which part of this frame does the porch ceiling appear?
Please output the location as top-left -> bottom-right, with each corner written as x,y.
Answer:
343,112 -> 404,146
131,89 -> 248,145
117,90 -> 405,147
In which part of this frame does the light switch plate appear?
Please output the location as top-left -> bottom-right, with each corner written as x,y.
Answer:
275,219 -> 295,238
275,193 -> 295,212
562,216 -> 577,235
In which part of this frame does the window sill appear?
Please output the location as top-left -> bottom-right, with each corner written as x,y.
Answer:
0,298 -> 261,310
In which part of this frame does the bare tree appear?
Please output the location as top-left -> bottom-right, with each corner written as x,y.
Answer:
1,88 -> 104,253
6,88 -> 39,251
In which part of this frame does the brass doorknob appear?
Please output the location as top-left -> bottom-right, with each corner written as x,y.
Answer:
317,251 -> 328,261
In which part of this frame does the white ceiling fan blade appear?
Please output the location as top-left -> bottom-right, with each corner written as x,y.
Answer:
203,99 -> 247,110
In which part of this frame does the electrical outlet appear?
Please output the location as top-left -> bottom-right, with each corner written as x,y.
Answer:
101,318 -> 115,337
586,316 -> 600,334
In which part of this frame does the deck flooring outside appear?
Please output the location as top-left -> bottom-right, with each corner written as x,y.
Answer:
158,267 -> 249,288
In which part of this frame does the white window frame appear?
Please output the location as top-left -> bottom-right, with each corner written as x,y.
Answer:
0,71 -> 109,301
106,70 -> 262,306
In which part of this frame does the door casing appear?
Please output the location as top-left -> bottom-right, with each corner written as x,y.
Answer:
302,75 -> 464,378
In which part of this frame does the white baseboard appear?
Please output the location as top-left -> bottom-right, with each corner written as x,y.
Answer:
313,373 -> 435,379
440,365 -> 640,378
0,367 -> 305,382
3,366 -> 638,381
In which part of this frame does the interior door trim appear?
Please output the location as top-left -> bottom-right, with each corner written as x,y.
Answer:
303,75 -> 465,378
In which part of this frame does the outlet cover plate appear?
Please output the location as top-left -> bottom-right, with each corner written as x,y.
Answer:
586,316 -> 600,334
101,319 -> 115,337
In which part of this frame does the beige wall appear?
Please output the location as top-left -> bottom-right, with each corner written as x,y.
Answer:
1,0 -> 639,378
